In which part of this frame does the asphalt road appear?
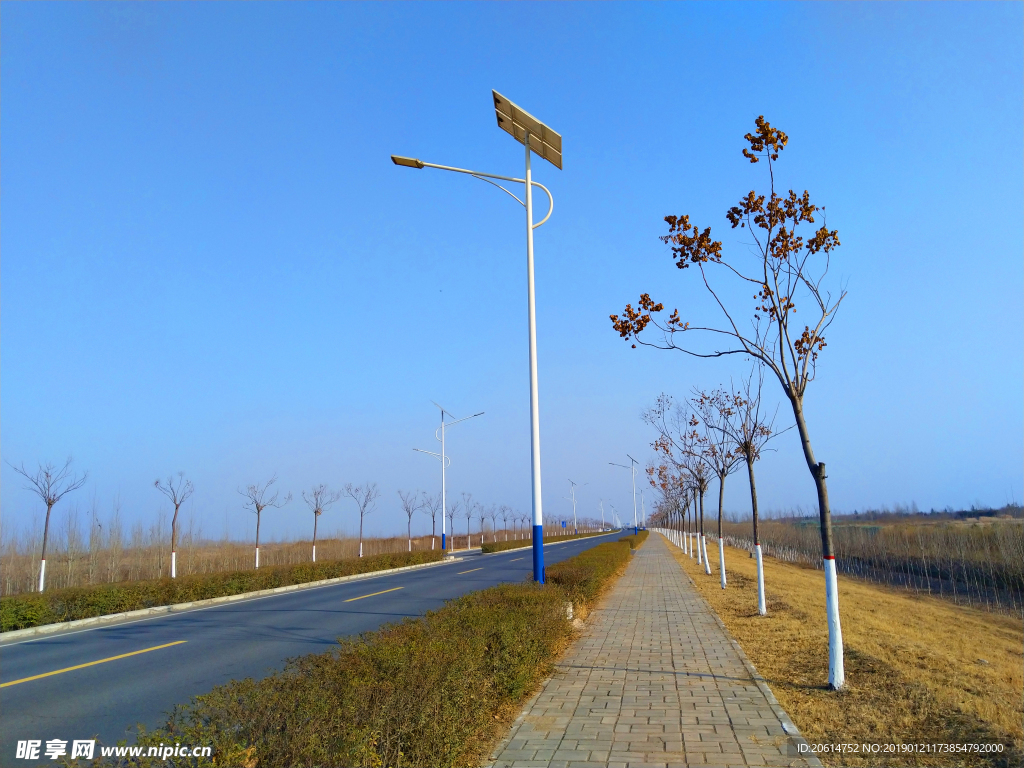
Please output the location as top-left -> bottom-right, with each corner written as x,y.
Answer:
0,531 -> 623,765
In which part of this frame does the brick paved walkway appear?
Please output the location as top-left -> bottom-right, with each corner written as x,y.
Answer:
488,534 -> 821,768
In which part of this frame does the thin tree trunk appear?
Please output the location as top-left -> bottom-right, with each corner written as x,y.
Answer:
718,474 -> 727,589
699,487 -> 711,574
791,395 -> 844,689
358,513 -> 364,558
39,502 -> 55,592
313,514 -> 318,562
171,504 -> 180,579
255,510 -> 261,569
747,456 -> 766,615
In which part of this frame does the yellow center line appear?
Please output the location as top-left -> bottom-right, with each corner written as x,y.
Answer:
1,641 -> 187,688
457,568 -> 483,575
343,586 -> 403,602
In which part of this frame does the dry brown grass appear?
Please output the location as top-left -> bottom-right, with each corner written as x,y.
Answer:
667,535 -> 1022,768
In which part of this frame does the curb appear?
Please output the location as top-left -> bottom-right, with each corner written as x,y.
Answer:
1,534 -> 623,644
657,533 -> 824,768
0,557 -> 456,644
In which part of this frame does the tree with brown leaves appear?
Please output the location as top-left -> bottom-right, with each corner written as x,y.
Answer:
611,116 -> 847,688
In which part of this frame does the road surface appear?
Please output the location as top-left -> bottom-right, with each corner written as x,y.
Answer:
0,532 -> 622,766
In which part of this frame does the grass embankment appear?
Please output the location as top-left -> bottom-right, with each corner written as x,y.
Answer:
666,535 -> 1022,768
99,534 -> 645,768
1,551 -> 443,632
481,529 -> 613,554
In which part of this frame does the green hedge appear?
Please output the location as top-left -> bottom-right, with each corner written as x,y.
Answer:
1,551 -> 443,633
100,538 -> 637,768
480,529 -> 614,554
617,530 -> 650,550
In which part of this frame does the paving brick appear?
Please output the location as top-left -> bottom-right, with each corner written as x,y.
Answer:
488,534 -> 821,767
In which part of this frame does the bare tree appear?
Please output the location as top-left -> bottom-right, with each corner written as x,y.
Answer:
644,396 -> 714,574
447,500 -> 460,550
421,491 -> 442,550
239,475 -> 291,569
154,472 -> 193,579
611,117 -> 847,687
478,504 -> 490,545
398,490 -> 421,552
344,483 -> 380,558
500,504 -> 512,541
718,369 -> 788,614
692,388 -> 745,589
10,458 -> 88,591
302,484 -> 341,562
461,492 -> 475,550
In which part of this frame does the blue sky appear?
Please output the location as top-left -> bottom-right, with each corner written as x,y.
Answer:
3,2 -> 1021,544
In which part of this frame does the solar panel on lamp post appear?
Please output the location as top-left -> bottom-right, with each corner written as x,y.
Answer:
413,403 -> 483,558
392,91 -> 561,584
610,455 -> 640,535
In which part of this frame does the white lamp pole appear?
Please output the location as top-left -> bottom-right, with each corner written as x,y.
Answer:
414,404 -> 482,556
393,91 -> 562,584
610,456 -> 640,535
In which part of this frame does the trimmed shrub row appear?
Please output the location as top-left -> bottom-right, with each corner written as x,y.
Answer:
102,537 -> 639,768
1,551 -> 443,633
480,529 -> 613,554
617,530 -> 650,551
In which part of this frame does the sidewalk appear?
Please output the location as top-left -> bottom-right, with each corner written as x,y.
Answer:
488,534 -> 821,768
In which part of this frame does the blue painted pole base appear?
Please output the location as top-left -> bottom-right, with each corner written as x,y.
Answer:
532,525 -> 545,583
441,532 -> 446,552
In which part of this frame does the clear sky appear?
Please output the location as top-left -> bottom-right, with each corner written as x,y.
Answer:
3,2 -> 1022,545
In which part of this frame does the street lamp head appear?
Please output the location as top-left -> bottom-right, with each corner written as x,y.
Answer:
391,155 -> 425,169
492,90 -> 562,170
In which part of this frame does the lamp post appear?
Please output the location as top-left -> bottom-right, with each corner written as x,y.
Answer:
393,91 -> 562,583
568,479 -> 587,535
610,455 -> 640,535
414,403 -> 483,556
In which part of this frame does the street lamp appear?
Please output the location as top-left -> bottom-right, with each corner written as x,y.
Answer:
393,91 -> 562,584
567,479 -> 587,535
610,455 -> 640,535
414,402 -> 483,556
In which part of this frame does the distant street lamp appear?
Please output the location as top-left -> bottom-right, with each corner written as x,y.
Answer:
414,402 -> 483,555
610,455 -> 640,535
393,91 -> 562,583
567,479 -> 587,535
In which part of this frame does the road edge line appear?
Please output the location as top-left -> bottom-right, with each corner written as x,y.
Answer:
0,559 -> 455,643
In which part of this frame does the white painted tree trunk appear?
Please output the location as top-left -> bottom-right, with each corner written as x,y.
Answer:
701,536 -> 711,575
359,541 -> 363,558
756,544 -> 766,615
696,534 -> 703,564
255,547 -> 260,569
408,538 -> 411,552
38,559 -> 47,592
171,551 -> 177,579
718,539 -> 727,589
824,558 -> 845,688
689,533 -> 694,557
312,545 -> 317,563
